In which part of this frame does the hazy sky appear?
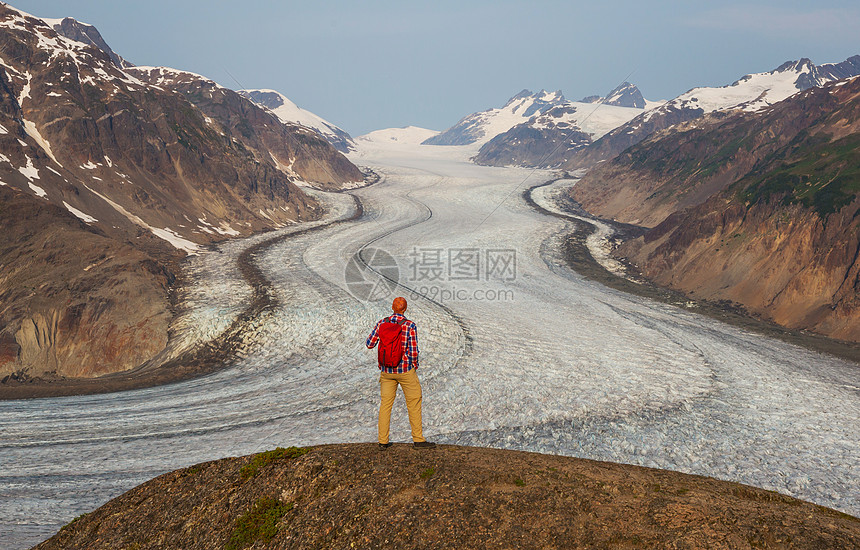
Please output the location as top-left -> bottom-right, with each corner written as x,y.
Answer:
12,0 -> 860,135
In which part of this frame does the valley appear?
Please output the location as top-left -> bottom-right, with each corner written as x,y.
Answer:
2,137 -> 858,549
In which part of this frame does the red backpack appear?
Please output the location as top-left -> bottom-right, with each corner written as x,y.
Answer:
378,317 -> 408,368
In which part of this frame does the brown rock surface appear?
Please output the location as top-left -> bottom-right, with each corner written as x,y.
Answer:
622,194 -> 860,342
0,5 -> 365,383
0,185 -> 174,380
126,67 -> 363,190
36,444 -> 860,549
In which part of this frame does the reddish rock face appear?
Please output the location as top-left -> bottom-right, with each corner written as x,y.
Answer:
0,185 -> 172,380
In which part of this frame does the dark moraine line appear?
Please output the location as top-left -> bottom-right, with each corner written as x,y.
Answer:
0,192 -> 367,400
356,180 -> 474,365
524,178 -> 860,364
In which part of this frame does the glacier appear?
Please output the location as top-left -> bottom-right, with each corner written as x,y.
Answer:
0,139 -> 858,549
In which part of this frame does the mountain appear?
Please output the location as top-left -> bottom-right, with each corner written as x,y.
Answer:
471,105 -> 594,167
355,126 -> 440,147
423,89 -> 569,146
563,56 -> 860,170
239,89 -> 356,153
43,16 -> 131,69
35,444 -> 860,549
575,75 -> 860,341
464,89 -> 657,168
580,81 -> 647,108
0,4 -> 360,382
128,68 -> 363,189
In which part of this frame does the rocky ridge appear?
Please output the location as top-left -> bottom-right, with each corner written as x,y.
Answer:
580,81 -> 646,108
239,89 -> 356,153
562,55 -> 860,170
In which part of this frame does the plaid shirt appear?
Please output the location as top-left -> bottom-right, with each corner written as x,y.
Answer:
366,313 -> 419,373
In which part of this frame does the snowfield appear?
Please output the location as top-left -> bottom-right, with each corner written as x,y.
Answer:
1,139 -> 858,548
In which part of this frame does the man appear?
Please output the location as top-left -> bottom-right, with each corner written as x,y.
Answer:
366,297 -> 436,450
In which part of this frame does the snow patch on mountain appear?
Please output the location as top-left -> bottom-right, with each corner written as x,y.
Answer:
63,201 -> 98,223
357,126 -> 440,146
651,57 -> 860,118
22,119 -> 61,166
425,88 -> 660,150
239,89 -> 355,153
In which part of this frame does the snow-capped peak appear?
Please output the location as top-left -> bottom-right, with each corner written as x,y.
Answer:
239,89 -> 355,153
424,87 -> 660,147
656,56 -> 860,117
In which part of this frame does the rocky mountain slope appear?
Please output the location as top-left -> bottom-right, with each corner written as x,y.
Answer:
37,444 -> 860,549
0,4 -> 361,382
0,184 -> 174,379
563,56 -> 860,170
423,87 -> 654,164
575,75 -> 860,341
128,68 -> 362,190
421,86 -> 661,169
239,89 -> 356,153
579,81 -> 647,108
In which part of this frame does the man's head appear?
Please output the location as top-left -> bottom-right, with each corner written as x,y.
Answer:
392,296 -> 407,314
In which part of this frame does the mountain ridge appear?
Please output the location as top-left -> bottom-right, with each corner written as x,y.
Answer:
0,4 -> 361,382
562,55 -> 860,170
239,89 -> 356,153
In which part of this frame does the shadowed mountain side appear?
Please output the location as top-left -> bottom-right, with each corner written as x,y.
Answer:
37,444 -> 860,549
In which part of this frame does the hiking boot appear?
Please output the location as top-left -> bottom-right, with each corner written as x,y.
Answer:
413,441 -> 436,449
378,442 -> 393,450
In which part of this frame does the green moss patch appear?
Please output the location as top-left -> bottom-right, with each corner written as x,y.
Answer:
226,497 -> 292,550
240,446 -> 309,480
738,133 -> 860,217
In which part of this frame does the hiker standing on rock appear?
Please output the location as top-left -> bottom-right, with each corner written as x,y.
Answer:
366,297 -> 436,450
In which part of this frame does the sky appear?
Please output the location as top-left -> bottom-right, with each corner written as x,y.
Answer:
11,0 -> 860,136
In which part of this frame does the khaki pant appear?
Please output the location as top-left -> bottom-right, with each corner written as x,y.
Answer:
378,368 -> 425,444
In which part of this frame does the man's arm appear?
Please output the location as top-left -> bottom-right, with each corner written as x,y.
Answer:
366,320 -> 381,349
406,322 -> 419,368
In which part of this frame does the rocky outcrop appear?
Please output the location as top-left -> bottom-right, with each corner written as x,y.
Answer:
36,444 -> 860,549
